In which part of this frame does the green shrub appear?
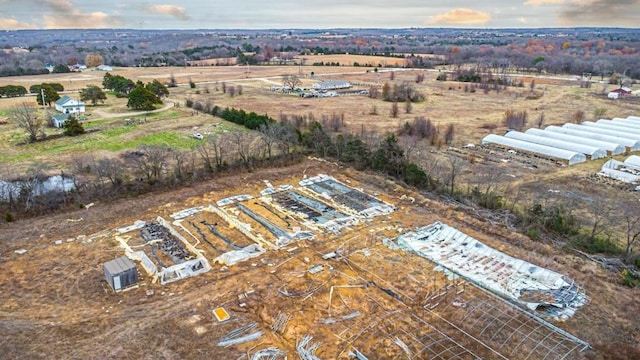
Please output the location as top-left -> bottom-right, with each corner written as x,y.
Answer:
3,212 -> 13,222
622,269 -> 640,288
526,228 -> 539,239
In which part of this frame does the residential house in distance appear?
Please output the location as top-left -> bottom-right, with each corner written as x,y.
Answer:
608,87 -> 632,99
52,96 -> 85,128
95,65 -> 114,71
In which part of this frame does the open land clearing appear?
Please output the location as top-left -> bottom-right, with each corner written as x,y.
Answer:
0,160 -> 638,359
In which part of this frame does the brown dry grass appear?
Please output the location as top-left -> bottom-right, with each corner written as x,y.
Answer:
0,160 -> 637,359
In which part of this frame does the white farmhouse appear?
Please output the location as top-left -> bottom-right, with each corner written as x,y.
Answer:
55,96 -> 85,114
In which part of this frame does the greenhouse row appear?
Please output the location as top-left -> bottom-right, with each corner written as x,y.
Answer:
482,116 -> 640,165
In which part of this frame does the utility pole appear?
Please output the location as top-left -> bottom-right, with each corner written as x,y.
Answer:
40,88 -> 46,110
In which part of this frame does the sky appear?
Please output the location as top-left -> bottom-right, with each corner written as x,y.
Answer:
0,0 -> 638,30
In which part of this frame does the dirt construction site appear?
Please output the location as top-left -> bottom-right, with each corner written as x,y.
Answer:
1,160 -> 638,359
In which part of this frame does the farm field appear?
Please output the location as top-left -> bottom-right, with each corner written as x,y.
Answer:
0,161 -> 638,359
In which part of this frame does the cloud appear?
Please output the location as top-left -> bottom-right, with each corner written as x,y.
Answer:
146,5 -> 190,20
33,0 -> 124,28
524,0 -> 566,5
0,17 -> 37,29
43,11 -> 121,29
558,0 -> 640,26
430,8 -> 491,25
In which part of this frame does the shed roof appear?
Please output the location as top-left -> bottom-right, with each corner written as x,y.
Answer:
104,256 -> 136,275
51,113 -> 69,122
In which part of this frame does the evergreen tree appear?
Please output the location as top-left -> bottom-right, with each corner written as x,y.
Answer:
63,115 -> 85,136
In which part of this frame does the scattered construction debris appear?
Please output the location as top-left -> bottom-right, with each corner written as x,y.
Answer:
250,347 -> 287,360
217,323 -> 263,347
271,312 -> 292,334
387,221 -> 587,319
296,335 -> 322,360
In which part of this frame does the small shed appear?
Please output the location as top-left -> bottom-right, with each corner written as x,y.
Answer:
104,256 -> 138,291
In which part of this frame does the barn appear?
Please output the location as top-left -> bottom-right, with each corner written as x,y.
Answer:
104,256 -> 138,292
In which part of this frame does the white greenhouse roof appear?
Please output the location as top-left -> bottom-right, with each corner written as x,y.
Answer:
563,124 -> 640,141
627,116 -> 640,121
583,121 -> 640,136
527,128 -> 626,155
482,134 -> 586,165
545,126 -> 640,151
505,131 -> 606,159
619,117 -> 640,127
602,159 -> 625,170
599,168 -> 639,184
609,119 -> 640,130
624,155 -> 640,169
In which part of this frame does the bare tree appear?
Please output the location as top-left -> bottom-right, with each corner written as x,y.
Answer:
9,102 -> 44,143
405,100 -> 412,114
236,85 -> 243,95
282,74 -> 301,90
502,109 -> 528,131
221,82 -> 226,93
572,110 -> 585,124
536,112 -> 545,128
390,101 -> 399,118
258,123 -> 279,160
96,158 -> 125,188
198,134 -> 228,171
621,201 -> 640,258
228,85 -> 236,97
368,86 -> 379,99
446,154 -> 466,195
230,130 -> 257,166
587,198 -> 614,241
132,145 -> 171,183
444,123 -> 455,144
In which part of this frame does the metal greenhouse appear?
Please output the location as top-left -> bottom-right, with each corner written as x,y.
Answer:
545,126 -> 640,151
482,134 -> 586,165
526,128 -> 626,155
505,131 -> 606,159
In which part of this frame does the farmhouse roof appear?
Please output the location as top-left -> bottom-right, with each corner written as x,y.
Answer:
55,95 -> 73,106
